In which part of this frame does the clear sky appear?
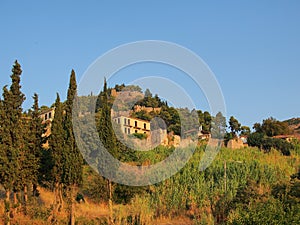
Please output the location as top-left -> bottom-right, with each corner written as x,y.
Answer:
0,1 -> 299,127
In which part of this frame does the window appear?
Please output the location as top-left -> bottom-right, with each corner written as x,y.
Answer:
135,121 -> 137,127
124,118 -> 127,125
124,128 -> 127,134
135,130 -> 137,133
118,118 -> 120,124
49,112 -> 52,119
144,123 -> 146,129
128,128 -> 130,134
128,119 -> 130,125
45,114 -> 48,120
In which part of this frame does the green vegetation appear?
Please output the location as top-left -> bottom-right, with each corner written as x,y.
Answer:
284,117 -> 300,126
253,117 -> 290,137
211,112 -> 226,139
135,89 -> 165,108
28,93 -> 45,198
131,133 -> 148,140
0,61 -> 300,224
4,146 -> 298,225
247,133 -> 294,155
48,93 -> 65,220
228,116 -> 241,138
247,117 -> 295,156
63,71 -> 84,225
0,61 -> 27,224
97,79 -> 119,224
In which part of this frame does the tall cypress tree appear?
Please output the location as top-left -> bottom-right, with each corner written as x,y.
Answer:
18,109 -> 38,207
48,93 -> 65,215
0,92 -> 12,224
0,61 -> 25,225
97,78 -> 118,225
28,93 -> 45,197
13,94 -> 43,208
97,79 -> 118,158
63,70 -> 83,225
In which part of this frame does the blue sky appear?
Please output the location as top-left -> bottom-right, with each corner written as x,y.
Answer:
0,1 -> 299,127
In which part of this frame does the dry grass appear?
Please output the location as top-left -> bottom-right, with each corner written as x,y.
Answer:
38,187 -> 54,207
76,201 -> 109,219
154,216 -> 193,225
113,195 -> 154,225
0,187 -> 110,224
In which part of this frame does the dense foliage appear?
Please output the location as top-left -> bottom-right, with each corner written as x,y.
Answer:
0,61 -> 28,224
0,61 -> 299,225
77,146 -> 300,225
253,117 -> 290,137
247,117 -> 295,156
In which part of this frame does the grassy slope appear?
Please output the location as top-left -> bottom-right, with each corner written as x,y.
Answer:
1,146 -> 299,224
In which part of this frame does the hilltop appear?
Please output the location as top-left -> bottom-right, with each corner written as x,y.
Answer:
284,118 -> 300,134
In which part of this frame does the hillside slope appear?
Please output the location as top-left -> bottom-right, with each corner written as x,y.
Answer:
284,118 -> 300,134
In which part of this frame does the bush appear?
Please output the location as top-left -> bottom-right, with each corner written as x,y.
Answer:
247,133 -> 264,148
229,198 -> 287,225
113,185 -> 147,204
27,205 -> 52,220
131,133 -> 147,140
247,133 -> 292,156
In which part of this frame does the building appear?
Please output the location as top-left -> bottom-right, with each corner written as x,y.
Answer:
39,108 -> 55,148
227,138 -> 245,149
113,116 -> 151,135
198,126 -> 211,140
39,108 -> 55,123
273,134 -> 300,142
240,135 -> 248,144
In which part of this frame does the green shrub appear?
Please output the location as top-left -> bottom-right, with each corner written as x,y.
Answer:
130,133 -> 147,140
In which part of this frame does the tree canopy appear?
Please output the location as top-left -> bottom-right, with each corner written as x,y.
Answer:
253,117 -> 290,137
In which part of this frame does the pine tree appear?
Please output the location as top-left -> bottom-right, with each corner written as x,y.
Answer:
48,93 -> 65,215
63,70 -> 83,225
0,61 -> 26,225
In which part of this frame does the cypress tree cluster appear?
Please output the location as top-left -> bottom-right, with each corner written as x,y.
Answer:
0,62 -> 83,225
0,61 -> 43,224
47,71 -> 83,224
